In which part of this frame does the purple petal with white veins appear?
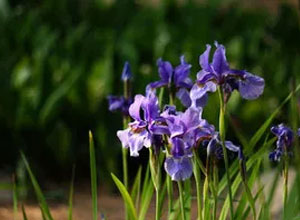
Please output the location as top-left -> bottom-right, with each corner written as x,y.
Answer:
179,107 -> 202,133
129,95 -> 145,121
176,88 -> 191,107
164,157 -> 193,181
128,130 -> 151,157
190,82 -> 217,107
199,44 -> 212,72
238,72 -> 265,100
212,43 -> 230,75
117,128 -> 130,148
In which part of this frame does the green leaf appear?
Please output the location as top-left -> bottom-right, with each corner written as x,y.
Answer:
131,166 -> 142,211
22,204 -> 28,220
139,165 -> 154,220
20,152 -> 53,220
111,173 -> 138,220
68,166 -> 75,220
89,131 -> 98,220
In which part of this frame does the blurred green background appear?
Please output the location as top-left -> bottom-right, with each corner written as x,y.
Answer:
0,0 -> 300,185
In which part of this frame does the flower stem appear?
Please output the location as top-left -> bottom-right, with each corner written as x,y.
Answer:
212,159 -> 219,220
217,87 -> 234,219
166,175 -> 173,218
193,150 -> 203,220
178,181 -> 186,220
283,149 -> 289,217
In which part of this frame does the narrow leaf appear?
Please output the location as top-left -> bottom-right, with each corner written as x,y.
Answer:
89,131 -> 98,220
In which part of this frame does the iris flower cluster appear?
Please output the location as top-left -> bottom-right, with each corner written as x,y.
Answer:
112,42 -> 265,181
269,124 -> 300,162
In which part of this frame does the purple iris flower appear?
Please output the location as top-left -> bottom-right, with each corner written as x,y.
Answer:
107,95 -> 133,116
162,106 -> 215,181
190,42 -> 265,107
148,56 -> 193,107
269,124 -> 299,162
117,93 -> 167,157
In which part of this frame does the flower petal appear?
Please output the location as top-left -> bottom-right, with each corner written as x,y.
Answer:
238,72 -> 265,100
225,141 -> 240,152
164,157 -> 193,181
199,44 -> 212,72
212,43 -> 230,75
157,58 -> 173,84
176,88 -> 191,107
174,55 -> 192,87
129,95 -> 145,121
190,82 -> 217,107
107,95 -> 125,112
117,128 -> 130,148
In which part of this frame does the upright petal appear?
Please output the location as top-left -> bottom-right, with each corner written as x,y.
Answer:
142,93 -> 160,122
157,58 -> 173,84
238,72 -> 265,100
171,137 -> 185,158
212,43 -> 230,75
164,157 -> 193,181
179,107 -> 202,133
129,95 -> 145,121
174,55 -> 192,87
199,44 -> 212,72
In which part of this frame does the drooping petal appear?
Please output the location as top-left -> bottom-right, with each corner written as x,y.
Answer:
128,130 -> 151,157
269,148 -> 283,162
107,95 -> 125,112
176,88 -> 191,107
199,44 -> 212,72
164,157 -> 193,181
157,58 -> 173,84
129,95 -> 145,121
225,141 -> 240,152
148,80 -> 168,89
117,128 -> 131,148
238,72 -> 265,100
212,43 -> 230,75
190,82 -> 217,107
121,61 -> 132,81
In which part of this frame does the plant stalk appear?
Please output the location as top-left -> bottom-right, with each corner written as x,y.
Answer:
217,87 -> 234,219
193,150 -> 203,220
178,181 -> 186,220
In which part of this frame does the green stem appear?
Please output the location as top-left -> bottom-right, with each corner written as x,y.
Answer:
217,87 -> 234,219
123,79 -> 130,220
212,159 -> 218,220
193,150 -> 203,220
178,181 -> 186,220
283,149 -> 289,217
156,187 -> 160,220
166,175 -> 173,218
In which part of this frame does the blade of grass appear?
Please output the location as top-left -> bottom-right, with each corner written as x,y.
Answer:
20,152 -> 53,220
89,131 -> 98,220
111,173 -> 137,220
68,165 -> 75,220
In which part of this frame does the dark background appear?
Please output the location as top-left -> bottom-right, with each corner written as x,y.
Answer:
0,0 -> 300,187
